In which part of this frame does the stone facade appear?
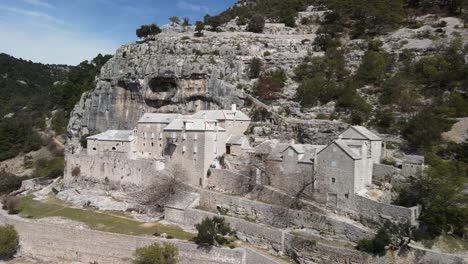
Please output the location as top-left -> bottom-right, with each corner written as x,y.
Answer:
66,107 -> 251,188
245,126 -> 421,224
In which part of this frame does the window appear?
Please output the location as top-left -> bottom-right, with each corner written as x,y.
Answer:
93,148 -> 96,151
194,146 -> 198,154
194,133 -> 198,141
345,193 -> 349,199
182,145 -> 186,153
151,142 -> 154,147
112,147 -> 116,150
331,161 -> 337,167
332,178 -> 336,183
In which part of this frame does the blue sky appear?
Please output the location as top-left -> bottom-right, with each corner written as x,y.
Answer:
0,0 -> 236,65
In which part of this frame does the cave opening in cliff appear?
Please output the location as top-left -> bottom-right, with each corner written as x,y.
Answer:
149,77 -> 178,93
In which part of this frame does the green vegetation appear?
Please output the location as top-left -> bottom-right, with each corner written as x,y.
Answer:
355,40 -> 394,86
356,221 -> 410,256
33,157 -> 64,179
18,195 -> 195,240
0,171 -> 24,195
195,216 -> 235,246
246,15 -> 265,33
136,24 -> 162,38
249,58 -> 263,78
208,0 -> 316,27
0,53 -> 111,161
194,21 -> 205,37
169,16 -> 180,25
0,225 -> 18,260
395,154 -> 467,239
133,243 -> 178,264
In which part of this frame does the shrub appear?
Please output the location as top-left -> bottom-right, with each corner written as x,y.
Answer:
195,217 -> 234,246
382,157 -> 397,166
251,108 -> 272,122
394,154 -> 468,238
169,16 -> 180,25
266,68 -> 287,88
133,243 -> 178,264
316,113 -> 328,120
249,58 -> 263,78
1,196 -> 21,215
247,15 -> 265,33
34,157 -> 64,179
254,76 -> 282,100
0,172 -> 22,195
0,225 -> 18,260
136,24 -> 161,39
194,21 -> 205,37
356,221 -> 410,256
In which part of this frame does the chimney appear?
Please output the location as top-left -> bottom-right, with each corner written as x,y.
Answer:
290,139 -> 295,145
231,104 -> 237,112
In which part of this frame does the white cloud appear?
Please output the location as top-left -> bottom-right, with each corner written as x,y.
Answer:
0,21 -> 119,65
0,5 -> 64,25
22,0 -> 54,9
176,1 -> 210,13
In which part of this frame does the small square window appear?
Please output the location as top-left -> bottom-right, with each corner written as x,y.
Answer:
331,161 -> 337,167
332,178 -> 336,183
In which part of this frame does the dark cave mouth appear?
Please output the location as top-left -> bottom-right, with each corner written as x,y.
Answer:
148,77 -> 178,93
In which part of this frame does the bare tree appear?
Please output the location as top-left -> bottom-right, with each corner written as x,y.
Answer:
138,163 -> 189,208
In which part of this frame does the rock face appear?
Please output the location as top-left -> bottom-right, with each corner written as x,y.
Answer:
67,23 -> 323,142
68,12 -> 466,147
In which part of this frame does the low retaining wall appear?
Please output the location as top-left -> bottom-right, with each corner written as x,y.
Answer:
0,212 -> 276,264
172,207 -> 373,263
196,188 -> 374,242
353,195 -> 420,225
208,169 -> 254,195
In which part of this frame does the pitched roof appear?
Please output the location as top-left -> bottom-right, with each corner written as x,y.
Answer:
87,130 -> 134,142
226,135 -> 244,145
193,110 -> 251,121
341,126 -> 382,141
268,143 -> 320,162
253,140 -> 279,155
138,113 -> 183,124
164,119 -> 226,132
323,140 -> 362,160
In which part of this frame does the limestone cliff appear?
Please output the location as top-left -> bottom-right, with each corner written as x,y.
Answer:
67,18 -> 339,143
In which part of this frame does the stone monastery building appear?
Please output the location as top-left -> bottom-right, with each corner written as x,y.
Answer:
67,108 -> 419,223
85,105 -> 251,187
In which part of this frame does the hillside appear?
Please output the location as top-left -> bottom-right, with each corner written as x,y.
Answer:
63,0 -> 467,256
0,53 -> 111,184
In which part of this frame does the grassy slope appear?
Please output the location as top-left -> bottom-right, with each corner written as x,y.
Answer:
19,195 -> 194,241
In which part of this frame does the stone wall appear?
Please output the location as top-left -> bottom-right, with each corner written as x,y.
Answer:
353,195 -> 420,225
0,212 -> 282,264
169,207 -> 467,264
207,169 -> 254,195
64,152 -> 164,188
195,188 -> 374,242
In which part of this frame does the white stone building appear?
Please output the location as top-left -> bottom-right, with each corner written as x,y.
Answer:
83,106 -> 251,187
